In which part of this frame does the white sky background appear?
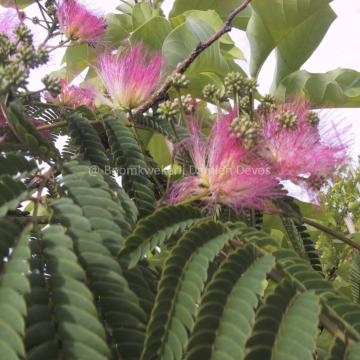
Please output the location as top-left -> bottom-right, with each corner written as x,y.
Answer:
1,0 -> 360,158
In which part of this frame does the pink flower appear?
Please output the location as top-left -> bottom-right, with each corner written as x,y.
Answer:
259,98 -> 348,186
97,44 -> 163,110
57,0 -> 105,44
45,79 -> 96,109
168,112 -> 280,210
0,9 -> 20,41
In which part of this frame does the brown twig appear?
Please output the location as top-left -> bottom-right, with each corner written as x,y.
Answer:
303,217 -> 360,251
133,0 -> 252,115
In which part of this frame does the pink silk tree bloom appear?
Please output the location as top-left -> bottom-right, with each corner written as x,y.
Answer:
45,79 -> 96,109
57,0 -> 106,44
168,112 -> 281,210
96,44 -> 163,110
0,9 -> 20,41
259,98 -> 348,186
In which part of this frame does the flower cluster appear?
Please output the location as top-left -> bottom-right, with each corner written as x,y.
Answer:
57,0 -> 106,44
97,44 -> 163,110
258,98 -> 348,189
0,1 -> 350,214
0,12 -> 49,93
167,94 -> 349,210
45,79 -> 96,109
169,113 -> 281,210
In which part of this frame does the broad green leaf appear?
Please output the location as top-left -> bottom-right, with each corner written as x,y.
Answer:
130,16 -> 172,51
62,44 -> 96,81
170,0 -> 252,30
147,133 -> 171,167
274,68 -> 360,108
171,10 -> 244,59
247,0 -> 336,85
132,3 -> 159,29
162,17 -> 228,75
104,13 -> 132,48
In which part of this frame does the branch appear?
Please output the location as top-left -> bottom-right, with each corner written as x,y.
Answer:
303,217 -> 360,251
133,0 -> 252,115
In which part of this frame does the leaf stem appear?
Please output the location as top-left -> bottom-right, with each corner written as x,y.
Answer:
303,217 -> 360,251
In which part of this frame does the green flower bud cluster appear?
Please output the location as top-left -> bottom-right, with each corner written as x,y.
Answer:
0,34 -> 16,62
277,111 -> 298,131
0,65 -> 29,92
229,114 -> 259,150
14,24 -> 33,45
224,72 -> 257,98
170,73 -> 190,90
45,0 -> 57,16
42,74 -> 61,97
202,83 -> 228,103
202,83 -> 217,100
32,17 -> 40,25
307,111 -> 320,127
258,94 -> 277,116
157,100 -> 179,121
239,95 -> 250,111
0,24 -> 50,94
175,94 -> 196,114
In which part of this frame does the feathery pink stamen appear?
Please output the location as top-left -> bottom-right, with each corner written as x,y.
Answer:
45,79 -> 96,109
57,0 -> 105,44
96,44 -> 163,110
0,9 -> 19,41
259,98 -> 349,185
168,112 -> 281,210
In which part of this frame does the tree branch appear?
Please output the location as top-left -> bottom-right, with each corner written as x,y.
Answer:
303,217 -> 360,251
133,0 -> 252,115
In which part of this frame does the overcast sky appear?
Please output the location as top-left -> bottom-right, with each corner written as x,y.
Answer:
1,0 -> 359,158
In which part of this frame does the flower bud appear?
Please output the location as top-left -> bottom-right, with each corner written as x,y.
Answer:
32,17 -> 40,25
307,111 -> 320,127
276,111 -> 298,131
258,94 -> 277,116
224,72 -> 245,95
35,47 -> 49,66
0,34 -> 16,61
170,73 -> 190,90
14,24 -> 33,45
42,74 -> 61,97
202,83 -> 217,101
224,72 -> 257,98
17,45 -> 37,67
180,94 -> 197,114
239,96 -> 250,111
229,114 -> 259,149
157,100 -> 179,121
